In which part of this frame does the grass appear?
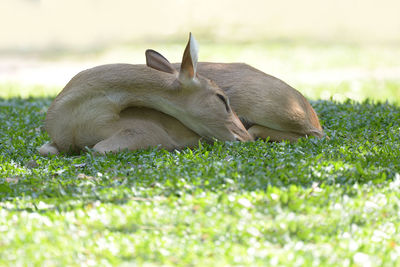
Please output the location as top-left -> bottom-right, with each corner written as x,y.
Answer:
1,94 -> 400,266
1,41 -> 400,266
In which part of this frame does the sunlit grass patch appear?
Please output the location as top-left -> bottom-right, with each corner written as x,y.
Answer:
299,79 -> 400,103
2,41 -> 400,103
0,83 -> 60,98
0,95 -> 399,266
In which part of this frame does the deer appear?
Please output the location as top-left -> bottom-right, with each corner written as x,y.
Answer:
38,34 -> 252,155
172,63 -> 325,142
91,53 -> 325,153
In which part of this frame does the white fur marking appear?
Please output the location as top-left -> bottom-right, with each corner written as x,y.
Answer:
189,33 -> 199,76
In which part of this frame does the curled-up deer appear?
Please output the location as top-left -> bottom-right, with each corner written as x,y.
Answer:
39,33 -> 252,155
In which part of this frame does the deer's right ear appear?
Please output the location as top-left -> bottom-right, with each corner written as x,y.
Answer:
179,33 -> 198,82
145,49 -> 177,75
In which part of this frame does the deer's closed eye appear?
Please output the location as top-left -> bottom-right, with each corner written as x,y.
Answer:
216,94 -> 230,113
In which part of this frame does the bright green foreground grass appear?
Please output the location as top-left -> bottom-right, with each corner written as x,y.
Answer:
1,92 -> 400,266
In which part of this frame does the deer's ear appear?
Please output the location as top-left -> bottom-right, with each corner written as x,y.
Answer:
145,49 -> 177,74
179,33 -> 198,82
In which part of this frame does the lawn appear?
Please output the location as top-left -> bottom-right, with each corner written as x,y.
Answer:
1,42 -> 400,266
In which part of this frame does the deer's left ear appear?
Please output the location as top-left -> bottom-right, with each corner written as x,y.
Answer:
145,49 -> 177,75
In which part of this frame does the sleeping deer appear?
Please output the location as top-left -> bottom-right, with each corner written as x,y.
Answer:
173,63 -> 325,142
39,34 -> 252,155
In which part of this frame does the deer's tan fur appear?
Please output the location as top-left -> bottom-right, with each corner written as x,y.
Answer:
173,62 -> 324,141
39,34 -> 252,155
92,107 -> 203,153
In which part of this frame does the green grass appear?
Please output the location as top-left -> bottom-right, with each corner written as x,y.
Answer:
1,93 -> 400,266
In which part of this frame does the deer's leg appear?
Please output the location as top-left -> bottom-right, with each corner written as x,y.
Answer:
248,124 -> 304,142
93,125 -> 177,154
39,142 -> 60,156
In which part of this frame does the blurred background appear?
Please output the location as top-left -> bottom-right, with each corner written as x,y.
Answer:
1,0 -> 400,101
